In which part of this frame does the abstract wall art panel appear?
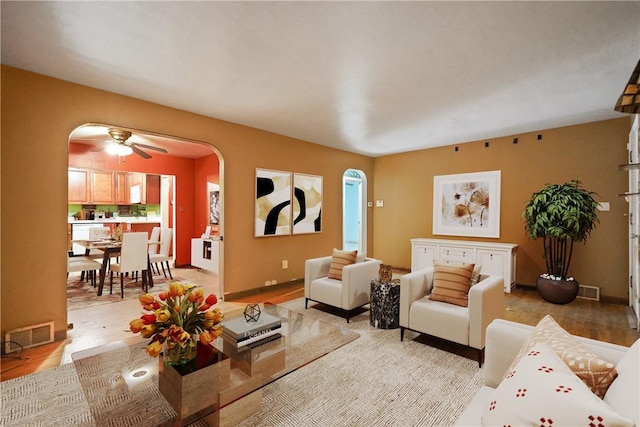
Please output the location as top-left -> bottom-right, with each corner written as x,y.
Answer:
255,169 -> 292,237
433,170 -> 501,238
293,173 -> 323,234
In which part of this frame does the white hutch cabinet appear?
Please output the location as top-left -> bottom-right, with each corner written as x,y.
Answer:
191,238 -> 219,273
411,238 -> 518,293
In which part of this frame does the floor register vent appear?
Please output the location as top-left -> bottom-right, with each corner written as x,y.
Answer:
4,321 -> 54,354
577,285 -> 600,302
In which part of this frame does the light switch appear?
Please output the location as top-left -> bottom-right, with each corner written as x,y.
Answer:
376,200 -> 384,207
598,202 -> 610,211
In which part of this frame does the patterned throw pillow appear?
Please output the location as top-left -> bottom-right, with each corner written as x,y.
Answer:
505,315 -> 618,398
327,249 -> 357,280
482,343 -> 633,427
429,262 -> 475,307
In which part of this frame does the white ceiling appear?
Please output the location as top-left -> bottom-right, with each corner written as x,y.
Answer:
2,1 -> 639,157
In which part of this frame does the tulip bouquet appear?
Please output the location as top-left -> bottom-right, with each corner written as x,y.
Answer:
129,281 -> 224,364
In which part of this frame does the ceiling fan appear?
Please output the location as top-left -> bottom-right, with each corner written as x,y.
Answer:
92,128 -> 168,159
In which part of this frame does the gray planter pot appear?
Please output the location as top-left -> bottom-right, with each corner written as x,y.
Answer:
536,275 -> 579,304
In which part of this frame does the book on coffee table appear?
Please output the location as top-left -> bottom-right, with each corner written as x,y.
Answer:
222,326 -> 282,348
222,312 -> 281,339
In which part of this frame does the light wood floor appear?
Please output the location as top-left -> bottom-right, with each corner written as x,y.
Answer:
1,281 -> 637,382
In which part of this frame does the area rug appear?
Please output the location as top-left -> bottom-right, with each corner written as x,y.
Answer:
232,298 -> 484,427
66,273 -> 183,312
1,298 -> 484,426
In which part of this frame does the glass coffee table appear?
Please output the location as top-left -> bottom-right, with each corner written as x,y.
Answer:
72,304 -> 359,426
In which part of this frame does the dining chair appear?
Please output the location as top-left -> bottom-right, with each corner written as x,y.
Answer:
86,226 -> 111,260
67,252 -> 102,288
108,232 -> 149,298
148,226 -> 161,274
149,228 -> 173,279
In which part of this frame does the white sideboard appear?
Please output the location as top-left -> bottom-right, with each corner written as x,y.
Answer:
411,238 -> 518,293
191,238 -> 219,273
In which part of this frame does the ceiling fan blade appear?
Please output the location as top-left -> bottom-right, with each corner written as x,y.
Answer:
91,145 -> 107,152
132,145 -> 152,159
132,142 -> 168,153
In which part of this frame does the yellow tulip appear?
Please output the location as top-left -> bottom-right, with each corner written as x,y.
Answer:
140,324 -> 156,338
155,308 -> 170,322
146,340 -> 163,357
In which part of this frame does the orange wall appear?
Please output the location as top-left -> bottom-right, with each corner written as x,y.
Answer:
373,118 -> 631,300
68,142 -> 198,266
1,66 -> 374,340
195,153 -> 221,234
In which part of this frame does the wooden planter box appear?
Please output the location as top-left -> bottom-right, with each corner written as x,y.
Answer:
158,343 -> 230,423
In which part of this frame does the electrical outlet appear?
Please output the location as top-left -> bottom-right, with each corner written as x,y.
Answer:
264,280 -> 271,286
271,279 -> 277,285
281,260 -> 288,269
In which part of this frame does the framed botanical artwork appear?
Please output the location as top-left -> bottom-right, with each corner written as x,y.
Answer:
293,173 -> 322,234
255,169 -> 292,237
209,190 -> 220,225
433,170 -> 501,238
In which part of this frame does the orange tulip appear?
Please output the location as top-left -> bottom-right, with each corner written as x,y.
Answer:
169,282 -> 184,297
158,292 -> 167,301
129,318 -> 144,333
146,340 -> 163,357
199,330 -> 213,345
139,294 -> 156,305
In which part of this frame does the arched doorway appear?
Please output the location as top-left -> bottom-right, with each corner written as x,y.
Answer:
342,169 -> 367,255
67,123 -> 225,304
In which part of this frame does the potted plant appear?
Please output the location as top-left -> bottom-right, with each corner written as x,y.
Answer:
522,179 -> 599,304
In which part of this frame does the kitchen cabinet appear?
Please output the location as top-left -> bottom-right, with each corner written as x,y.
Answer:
92,171 -> 115,204
68,169 -> 90,203
68,168 -> 114,204
69,168 -> 162,206
115,172 -> 129,204
410,238 -> 518,293
129,172 -> 146,204
146,174 -> 161,204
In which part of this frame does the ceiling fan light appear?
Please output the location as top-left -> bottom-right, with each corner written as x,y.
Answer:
106,142 -> 133,156
614,59 -> 640,114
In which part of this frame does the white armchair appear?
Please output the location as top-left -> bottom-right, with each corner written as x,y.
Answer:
400,267 -> 504,366
305,255 -> 382,322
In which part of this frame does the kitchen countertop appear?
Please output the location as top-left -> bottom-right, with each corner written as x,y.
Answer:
69,218 -> 160,224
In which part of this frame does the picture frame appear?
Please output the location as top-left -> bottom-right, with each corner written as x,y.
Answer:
292,173 -> 323,234
209,190 -> 220,225
433,170 -> 501,238
255,168 -> 292,237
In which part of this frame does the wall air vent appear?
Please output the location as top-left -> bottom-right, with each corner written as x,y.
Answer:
577,285 -> 600,302
4,321 -> 54,354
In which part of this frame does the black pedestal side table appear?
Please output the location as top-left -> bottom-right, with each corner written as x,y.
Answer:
370,279 -> 400,329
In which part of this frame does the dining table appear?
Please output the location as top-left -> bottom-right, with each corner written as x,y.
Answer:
72,239 -> 155,296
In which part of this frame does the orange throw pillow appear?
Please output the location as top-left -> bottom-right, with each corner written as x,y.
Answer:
327,249 -> 357,280
505,314 -> 618,398
429,262 -> 474,307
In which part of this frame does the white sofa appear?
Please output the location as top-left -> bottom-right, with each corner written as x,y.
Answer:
455,318 -> 640,426
400,268 -> 504,366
